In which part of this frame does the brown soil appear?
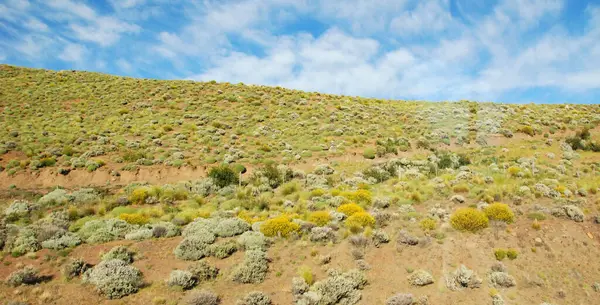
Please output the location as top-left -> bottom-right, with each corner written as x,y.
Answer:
1,209 -> 599,305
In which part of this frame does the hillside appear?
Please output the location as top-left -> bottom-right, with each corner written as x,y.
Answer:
1,64 -> 600,305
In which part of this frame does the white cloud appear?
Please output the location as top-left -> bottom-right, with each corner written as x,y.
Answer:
58,43 -> 87,62
46,0 -> 96,20
116,58 -> 133,73
24,18 -> 49,31
70,16 -> 140,47
390,0 -> 453,35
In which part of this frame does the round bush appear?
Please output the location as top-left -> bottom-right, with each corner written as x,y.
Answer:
484,203 -> 515,223
238,231 -> 268,251
337,203 -> 364,216
214,218 -> 250,237
260,217 -> 300,238
82,259 -> 143,299
308,211 -> 331,226
174,236 -> 213,260
345,212 -> 375,228
450,208 -> 489,232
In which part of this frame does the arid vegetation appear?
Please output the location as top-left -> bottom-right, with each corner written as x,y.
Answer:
1,65 -> 600,304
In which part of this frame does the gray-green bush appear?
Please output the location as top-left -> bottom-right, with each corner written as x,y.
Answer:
82,259 -> 143,299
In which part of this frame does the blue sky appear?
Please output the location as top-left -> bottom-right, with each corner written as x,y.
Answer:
1,0 -> 600,104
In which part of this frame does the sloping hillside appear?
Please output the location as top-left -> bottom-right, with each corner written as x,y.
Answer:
1,65 -> 600,305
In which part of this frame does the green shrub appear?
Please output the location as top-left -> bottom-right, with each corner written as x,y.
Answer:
450,208 -> 489,232
208,165 -> 239,188
363,148 -> 376,159
507,248 -> 518,260
494,249 -> 507,261
484,203 -> 515,223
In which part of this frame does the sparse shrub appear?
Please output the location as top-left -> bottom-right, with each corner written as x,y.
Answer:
450,208 -> 489,232
77,219 -> 134,243
82,259 -> 143,299
506,249 -> 518,260
62,258 -> 90,279
209,165 -> 239,188
309,226 -> 336,243
419,218 -> 437,231
209,240 -> 238,259
260,216 -> 300,237
119,213 -> 149,225
188,261 -> 219,282
232,250 -> 269,284
167,270 -> 197,290
408,270 -> 434,286
308,211 -> 331,226
41,231 -> 81,250
6,265 -> 41,286
488,272 -> 516,288
214,218 -> 250,237
494,249 -> 507,261
8,227 -> 40,256
174,235 -> 214,260
183,290 -> 220,305
372,229 -> 390,247
345,212 -> 375,228
484,203 -> 514,223
102,246 -> 135,263
337,203 -> 364,216
236,291 -> 272,305
531,220 -> 541,230
298,266 -> 314,285
306,269 -> 366,305
386,293 -> 413,305
4,200 -> 32,220
38,188 -> 71,206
